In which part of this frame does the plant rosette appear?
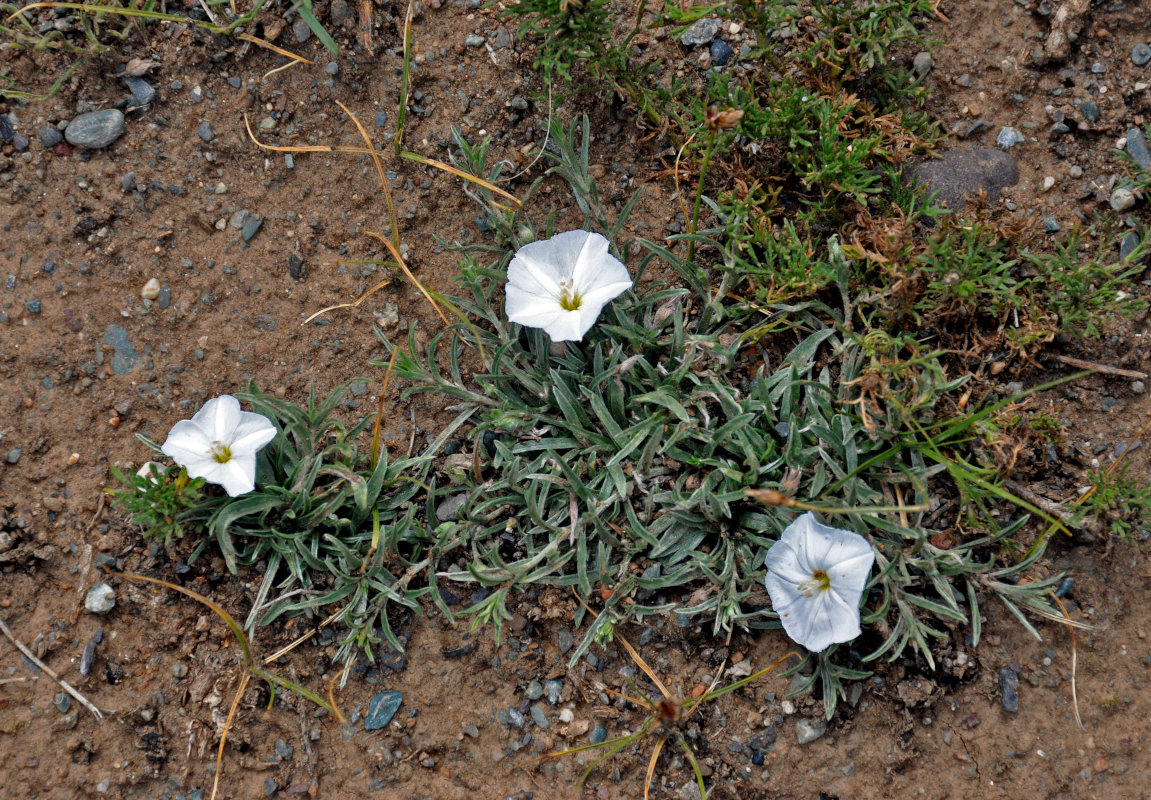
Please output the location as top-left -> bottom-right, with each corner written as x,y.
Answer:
763,512 -> 876,653
160,395 -> 277,497
505,229 -> 633,342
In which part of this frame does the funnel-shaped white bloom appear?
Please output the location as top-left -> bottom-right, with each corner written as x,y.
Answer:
161,395 -> 276,497
764,512 -> 875,653
505,229 -> 632,342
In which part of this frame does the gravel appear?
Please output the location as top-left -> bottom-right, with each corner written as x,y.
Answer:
796,718 -> 827,744
363,690 -> 403,731
998,665 -> 1020,713
1126,127 -> 1151,170
1132,43 -> 1151,67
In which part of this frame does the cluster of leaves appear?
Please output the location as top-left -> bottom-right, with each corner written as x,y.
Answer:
112,384 -> 472,666
1076,463 -> 1151,541
388,117 -> 1077,715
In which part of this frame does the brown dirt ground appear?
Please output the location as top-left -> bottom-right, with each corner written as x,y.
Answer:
2,1 -> 1151,798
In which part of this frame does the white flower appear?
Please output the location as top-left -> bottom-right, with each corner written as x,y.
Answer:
160,395 -> 276,497
763,512 -> 875,653
505,229 -> 633,342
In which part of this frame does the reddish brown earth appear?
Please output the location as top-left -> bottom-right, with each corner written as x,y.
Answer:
2,1 -> 1151,798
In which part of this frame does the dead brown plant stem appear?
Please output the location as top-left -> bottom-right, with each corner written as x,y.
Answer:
0,617 -> 104,720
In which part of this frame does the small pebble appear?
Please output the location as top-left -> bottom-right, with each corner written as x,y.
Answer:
998,665 -> 1020,713
529,704 -> 550,729
374,110 -> 388,128
54,692 -> 71,713
325,61 -> 339,76
64,109 -> 126,149
141,278 -> 161,300
1069,164 -> 1083,178
84,583 -> 116,614
1080,100 -> 1100,123
1133,43 -> 1151,67
1043,217 -> 1061,233
1132,380 -> 1146,395
363,691 -> 403,731
1120,232 -> 1142,262
274,739 -> 294,760
1042,176 -> 1055,191
544,678 -> 563,704
38,125 -> 63,148
172,662 -> 189,679
558,708 -> 574,723
912,51 -> 933,76
589,723 -> 607,744
292,16 -> 312,43
796,718 -> 827,744
1110,187 -> 1136,211
123,76 -> 155,106
680,17 -> 718,46
710,39 -> 734,66
1126,127 -> 1151,170
197,120 -> 214,142
996,127 -> 1024,149
464,33 -> 485,47
6,448 -> 21,464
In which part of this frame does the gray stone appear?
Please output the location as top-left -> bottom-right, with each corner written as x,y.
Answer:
121,171 -> 136,192
680,17 -> 718,46
676,17 -> 713,45
525,680 -> 543,700
464,33 -> 484,47
38,125 -> 63,148
103,324 -> 139,374
325,61 -> 339,76
65,110 -> 125,149
1042,216 -> 1061,233
556,628 -> 573,654
1126,127 -> 1151,170
1120,231 -> 1142,263
6,448 -> 21,464
274,739 -> 294,760
241,215 -> 264,242
1110,187 -> 1136,211
363,691 -> 403,730
912,51 -> 933,76
996,127 -> 1024,149
544,678 -> 563,704
1079,100 -> 1100,123
589,723 -> 607,744
330,0 -> 351,26
123,76 -> 155,106
435,493 -> 466,521
529,703 -> 550,729
157,284 -> 171,309
197,120 -> 215,142
1132,43 -> 1151,67
998,665 -> 1020,713
492,27 -> 513,50
710,39 -> 734,66
85,583 -> 116,614
796,718 -> 827,744
374,110 -> 388,128
292,16 -> 312,43
904,148 -> 1019,210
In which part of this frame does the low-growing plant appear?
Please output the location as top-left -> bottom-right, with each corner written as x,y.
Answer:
1076,462 -> 1151,541
386,115 -> 1077,716
108,462 -> 205,546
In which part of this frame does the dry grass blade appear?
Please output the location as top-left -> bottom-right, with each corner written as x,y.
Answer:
400,150 -> 523,210
371,345 -> 402,467
211,670 -> 251,800
614,630 -> 671,699
364,230 -> 450,326
0,617 -> 104,720
1050,592 -> 1086,730
300,278 -> 392,326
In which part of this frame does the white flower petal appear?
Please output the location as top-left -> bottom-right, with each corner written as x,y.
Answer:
212,453 -> 258,496
192,395 -> 243,443
504,230 -> 632,342
230,412 -> 278,453
763,512 -> 874,652
160,395 -> 276,496
161,420 -> 213,463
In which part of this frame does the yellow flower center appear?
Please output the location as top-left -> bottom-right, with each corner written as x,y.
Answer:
558,279 -> 582,312
799,570 -> 831,597
209,441 -> 233,464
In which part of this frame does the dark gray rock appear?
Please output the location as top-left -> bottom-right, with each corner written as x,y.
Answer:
292,16 -> 312,43
680,18 -> 718,46
330,0 -> 351,26
123,76 -> 156,106
121,171 -> 136,192
37,125 -> 63,148
102,324 -> 139,375
1132,43 -> 1151,67
65,110 -> 125,149
363,690 -> 403,730
1080,100 -> 1100,123
998,665 -> 1020,713
904,148 -> 1019,210
197,120 -> 214,142
241,215 -> 264,242
1126,127 -> 1151,170
710,39 -> 734,66
1120,231 -> 1142,263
